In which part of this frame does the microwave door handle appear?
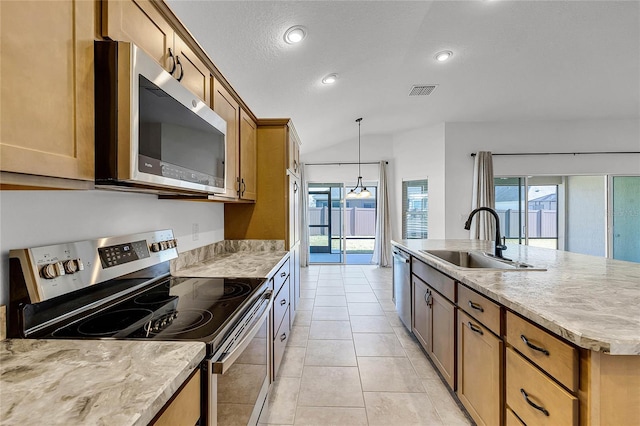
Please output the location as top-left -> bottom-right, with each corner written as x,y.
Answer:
211,292 -> 273,374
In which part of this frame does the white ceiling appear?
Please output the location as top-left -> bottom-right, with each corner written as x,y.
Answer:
166,0 -> 640,154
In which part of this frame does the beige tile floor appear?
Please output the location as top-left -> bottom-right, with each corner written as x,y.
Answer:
258,264 -> 472,426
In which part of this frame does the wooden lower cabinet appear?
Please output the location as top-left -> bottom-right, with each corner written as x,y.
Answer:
506,347 -> 578,426
151,369 -> 201,426
457,310 -> 503,426
411,275 -> 455,389
412,276 -> 432,351
430,289 -> 455,389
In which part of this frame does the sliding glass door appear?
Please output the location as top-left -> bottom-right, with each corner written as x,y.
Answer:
308,184 -> 343,263
496,174 -> 639,263
610,176 -> 640,262
494,177 -> 559,248
307,182 -> 377,264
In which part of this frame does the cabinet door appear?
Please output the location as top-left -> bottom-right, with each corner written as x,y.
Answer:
412,276 -> 432,352
1,0 -> 94,182
457,310 -> 503,426
431,290 -> 456,389
288,130 -> 300,176
288,175 -> 301,247
289,243 -> 301,328
102,0 -> 173,72
212,78 -> 239,199
173,34 -> 210,105
239,109 -> 257,201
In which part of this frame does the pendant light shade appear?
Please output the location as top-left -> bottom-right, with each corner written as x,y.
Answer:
348,118 -> 370,198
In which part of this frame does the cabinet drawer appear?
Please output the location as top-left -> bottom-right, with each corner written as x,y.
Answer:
411,258 -> 455,302
273,307 -> 290,377
273,278 -> 290,332
458,284 -> 501,335
506,348 -> 578,426
506,311 -> 578,392
273,258 -> 290,294
505,408 -> 525,426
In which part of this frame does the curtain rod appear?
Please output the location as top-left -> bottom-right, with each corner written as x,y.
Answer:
470,151 -> 640,157
305,161 -> 388,165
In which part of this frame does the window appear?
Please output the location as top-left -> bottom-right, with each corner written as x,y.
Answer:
402,179 -> 428,239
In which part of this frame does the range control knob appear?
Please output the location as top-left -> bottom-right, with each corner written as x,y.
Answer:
63,259 -> 84,274
150,242 -> 160,252
41,262 -> 65,279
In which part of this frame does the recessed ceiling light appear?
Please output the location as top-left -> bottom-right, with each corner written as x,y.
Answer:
284,26 -> 307,44
322,74 -> 338,84
434,50 -> 453,62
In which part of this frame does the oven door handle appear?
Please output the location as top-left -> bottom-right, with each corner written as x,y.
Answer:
211,290 -> 273,375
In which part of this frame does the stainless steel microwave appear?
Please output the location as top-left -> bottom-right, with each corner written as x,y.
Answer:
95,41 -> 226,195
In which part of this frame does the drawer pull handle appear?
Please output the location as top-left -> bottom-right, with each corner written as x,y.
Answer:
280,333 -> 287,342
280,299 -> 287,306
468,322 -> 484,335
521,334 -> 550,356
520,388 -> 550,416
468,301 -> 484,312
280,272 -> 287,277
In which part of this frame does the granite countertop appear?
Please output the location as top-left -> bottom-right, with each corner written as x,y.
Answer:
171,239 -> 289,278
0,339 -> 205,426
392,239 -> 640,355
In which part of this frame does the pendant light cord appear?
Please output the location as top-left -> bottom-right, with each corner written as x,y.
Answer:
356,117 -> 363,187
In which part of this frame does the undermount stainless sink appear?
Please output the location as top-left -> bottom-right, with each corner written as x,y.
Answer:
420,250 -> 546,271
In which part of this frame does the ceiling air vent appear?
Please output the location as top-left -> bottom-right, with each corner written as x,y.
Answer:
409,84 -> 438,96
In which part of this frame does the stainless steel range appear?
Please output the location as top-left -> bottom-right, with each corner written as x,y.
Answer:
9,230 -> 272,426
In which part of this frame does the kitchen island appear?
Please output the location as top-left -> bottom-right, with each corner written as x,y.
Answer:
392,239 -> 640,425
0,339 -> 205,426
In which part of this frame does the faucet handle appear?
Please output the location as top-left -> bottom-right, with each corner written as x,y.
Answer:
496,244 -> 507,250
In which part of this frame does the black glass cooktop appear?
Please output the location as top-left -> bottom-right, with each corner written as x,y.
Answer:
48,276 -> 267,347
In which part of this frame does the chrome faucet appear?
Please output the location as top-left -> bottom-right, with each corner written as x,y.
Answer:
464,207 -> 508,259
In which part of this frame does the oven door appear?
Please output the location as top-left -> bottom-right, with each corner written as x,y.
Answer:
206,289 -> 272,426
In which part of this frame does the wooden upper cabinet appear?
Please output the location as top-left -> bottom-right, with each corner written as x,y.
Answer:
102,0 -> 209,104
102,0 -> 173,72
213,78 -> 240,199
0,0 -> 94,185
173,35 -> 210,105
287,125 -> 301,176
239,110 -> 257,201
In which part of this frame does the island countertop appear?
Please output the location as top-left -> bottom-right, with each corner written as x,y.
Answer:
392,239 -> 640,355
0,339 -> 205,426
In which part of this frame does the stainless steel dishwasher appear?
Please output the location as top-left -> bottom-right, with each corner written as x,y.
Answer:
392,248 -> 411,330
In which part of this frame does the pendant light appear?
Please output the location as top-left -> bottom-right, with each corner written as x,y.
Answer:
346,118 -> 371,199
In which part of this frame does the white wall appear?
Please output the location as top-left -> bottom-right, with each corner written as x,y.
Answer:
444,119 -> 640,238
0,190 -> 224,306
391,124 -> 446,240
300,127 -> 447,243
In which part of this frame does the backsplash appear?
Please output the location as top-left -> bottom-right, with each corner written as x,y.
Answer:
171,239 -> 285,273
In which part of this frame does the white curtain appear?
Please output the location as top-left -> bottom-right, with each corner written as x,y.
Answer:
299,163 -> 310,267
470,151 -> 496,240
372,161 -> 391,267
